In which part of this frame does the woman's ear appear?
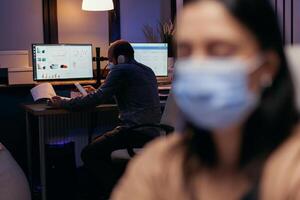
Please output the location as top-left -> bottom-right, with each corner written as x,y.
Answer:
249,51 -> 280,92
258,51 -> 280,88
262,51 -> 280,79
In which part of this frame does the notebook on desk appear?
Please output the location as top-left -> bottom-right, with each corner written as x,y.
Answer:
31,83 -> 56,101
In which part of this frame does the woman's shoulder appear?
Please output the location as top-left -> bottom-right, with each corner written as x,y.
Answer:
115,133 -> 185,178
261,124 -> 300,200
111,133 -> 186,200
146,133 -> 183,150
263,124 -> 300,170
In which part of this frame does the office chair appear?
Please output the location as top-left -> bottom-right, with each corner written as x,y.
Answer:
111,123 -> 174,161
111,93 -> 179,161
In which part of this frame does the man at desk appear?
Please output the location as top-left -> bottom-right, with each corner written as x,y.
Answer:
49,40 -> 161,199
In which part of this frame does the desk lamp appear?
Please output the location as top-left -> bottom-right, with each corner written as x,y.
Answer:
82,0 -> 114,86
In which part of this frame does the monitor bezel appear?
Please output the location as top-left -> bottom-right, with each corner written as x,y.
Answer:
32,43 -> 94,82
130,42 -> 169,77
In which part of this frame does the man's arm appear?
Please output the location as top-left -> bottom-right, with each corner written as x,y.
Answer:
59,67 -> 125,110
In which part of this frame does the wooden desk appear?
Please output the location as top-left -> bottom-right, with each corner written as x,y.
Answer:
22,103 -> 117,116
22,104 -> 118,200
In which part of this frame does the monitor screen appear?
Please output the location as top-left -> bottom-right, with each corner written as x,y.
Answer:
32,44 -> 93,81
131,43 -> 168,76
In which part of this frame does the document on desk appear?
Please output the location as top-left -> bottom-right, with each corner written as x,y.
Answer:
31,82 -> 57,101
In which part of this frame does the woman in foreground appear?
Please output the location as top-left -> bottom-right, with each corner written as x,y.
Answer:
112,0 -> 300,199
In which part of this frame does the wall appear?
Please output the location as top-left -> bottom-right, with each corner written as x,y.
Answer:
278,0 -> 300,44
120,0 -> 171,42
57,0 -> 110,57
177,0 -> 299,44
0,0 -> 44,51
0,0 -> 44,170
275,0 -> 300,44
1,0 -> 298,52
161,0 -> 172,23
295,1 -> 300,44
0,0 -> 172,51
176,0 -> 183,14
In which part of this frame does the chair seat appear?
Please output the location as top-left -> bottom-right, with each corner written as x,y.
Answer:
111,148 -> 142,161
110,124 -> 174,161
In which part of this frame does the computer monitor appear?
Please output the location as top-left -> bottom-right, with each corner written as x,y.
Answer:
131,43 -> 168,77
32,44 -> 93,81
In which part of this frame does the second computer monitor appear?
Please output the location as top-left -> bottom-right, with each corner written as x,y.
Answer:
131,43 -> 168,77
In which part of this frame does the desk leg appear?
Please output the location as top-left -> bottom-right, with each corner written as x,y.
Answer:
25,112 -> 33,189
38,117 -> 47,200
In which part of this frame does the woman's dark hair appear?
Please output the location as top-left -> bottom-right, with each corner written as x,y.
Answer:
180,0 -> 298,184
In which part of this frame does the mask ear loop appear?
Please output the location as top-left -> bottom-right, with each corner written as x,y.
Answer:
246,54 -> 265,74
247,55 -> 273,88
260,74 -> 273,88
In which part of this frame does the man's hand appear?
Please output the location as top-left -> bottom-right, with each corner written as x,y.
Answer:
73,85 -> 96,95
83,85 -> 96,94
48,96 -> 64,108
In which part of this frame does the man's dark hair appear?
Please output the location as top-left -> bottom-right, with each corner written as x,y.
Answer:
109,40 -> 134,61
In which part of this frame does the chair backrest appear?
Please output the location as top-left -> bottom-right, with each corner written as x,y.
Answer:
111,92 -> 180,160
285,45 -> 300,111
0,143 -> 31,200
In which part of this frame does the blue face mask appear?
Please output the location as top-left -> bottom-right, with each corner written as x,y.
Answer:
173,58 -> 259,130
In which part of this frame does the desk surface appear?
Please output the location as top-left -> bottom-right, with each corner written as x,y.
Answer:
22,100 -> 167,117
21,104 -> 118,116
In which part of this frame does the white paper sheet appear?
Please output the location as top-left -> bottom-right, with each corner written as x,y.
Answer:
30,83 -> 57,101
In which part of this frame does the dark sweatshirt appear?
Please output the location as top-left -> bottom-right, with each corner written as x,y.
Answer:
60,60 -> 161,127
